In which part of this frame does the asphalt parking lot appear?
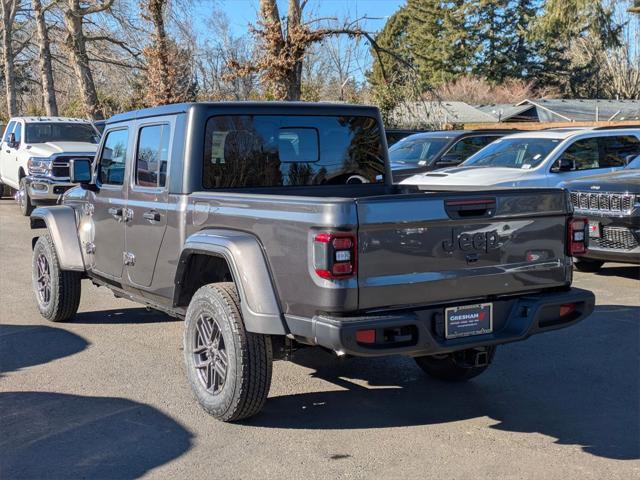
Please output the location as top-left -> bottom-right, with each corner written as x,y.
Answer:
1,201 -> 639,479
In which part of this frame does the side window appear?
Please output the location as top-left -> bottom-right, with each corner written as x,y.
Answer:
2,121 -> 16,142
557,138 -> 600,171
599,136 -> 640,167
98,129 -> 129,186
135,124 -> 170,188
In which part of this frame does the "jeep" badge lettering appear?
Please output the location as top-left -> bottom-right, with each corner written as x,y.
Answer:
443,229 -> 500,253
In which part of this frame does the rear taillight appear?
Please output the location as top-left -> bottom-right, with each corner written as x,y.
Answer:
567,217 -> 588,256
313,232 -> 357,280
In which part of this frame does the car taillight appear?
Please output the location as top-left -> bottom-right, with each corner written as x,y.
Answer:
313,232 -> 357,280
567,217 -> 588,256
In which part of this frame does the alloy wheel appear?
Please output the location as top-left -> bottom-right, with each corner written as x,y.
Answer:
35,253 -> 52,306
193,314 -> 228,395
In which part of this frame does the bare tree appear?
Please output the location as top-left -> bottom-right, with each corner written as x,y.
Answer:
32,0 -> 58,115
1,0 -> 22,117
230,0 -> 410,101
61,0 -> 115,119
141,0 -> 196,106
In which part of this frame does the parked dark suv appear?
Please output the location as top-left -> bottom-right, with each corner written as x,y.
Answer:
389,130 -> 520,182
568,155 -> 640,271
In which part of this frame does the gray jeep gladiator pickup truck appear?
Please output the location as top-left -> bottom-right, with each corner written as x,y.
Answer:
29,102 -> 595,422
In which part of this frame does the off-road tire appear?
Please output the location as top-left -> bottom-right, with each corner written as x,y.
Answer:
32,234 -> 82,322
19,177 -> 34,216
184,282 -> 273,422
574,258 -> 604,273
415,347 -> 496,382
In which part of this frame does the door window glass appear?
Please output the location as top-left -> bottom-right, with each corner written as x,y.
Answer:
12,123 -> 22,144
135,124 -> 170,188
557,138 -> 600,171
599,136 -> 640,167
2,121 -> 15,142
98,129 -> 129,185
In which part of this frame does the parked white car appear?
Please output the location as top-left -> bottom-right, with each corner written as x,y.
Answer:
0,117 -> 99,215
400,128 -> 640,189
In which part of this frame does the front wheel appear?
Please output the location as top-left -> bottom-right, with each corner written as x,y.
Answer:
414,346 -> 496,382
19,177 -> 34,216
183,282 -> 273,422
32,234 -> 82,322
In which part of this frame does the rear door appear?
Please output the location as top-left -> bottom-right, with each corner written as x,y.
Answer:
356,189 -> 570,310
124,119 -> 171,287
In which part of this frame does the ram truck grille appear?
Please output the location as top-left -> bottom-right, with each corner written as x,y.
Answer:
51,156 -> 93,179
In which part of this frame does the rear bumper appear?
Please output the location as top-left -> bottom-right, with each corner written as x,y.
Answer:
25,176 -> 75,202
287,288 -> 595,357
582,247 -> 640,265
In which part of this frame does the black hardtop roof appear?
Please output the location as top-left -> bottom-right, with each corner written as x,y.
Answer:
106,101 -> 381,125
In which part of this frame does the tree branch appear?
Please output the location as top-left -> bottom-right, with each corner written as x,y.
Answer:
79,0 -> 114,16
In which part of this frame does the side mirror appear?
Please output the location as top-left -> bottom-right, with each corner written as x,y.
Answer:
70,158 -> 95,188
552,158 -> 573,173
625,154 -> 639,165
7,132 -> 17,149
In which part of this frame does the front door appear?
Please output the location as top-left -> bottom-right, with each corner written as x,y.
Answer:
124,121 -> 171,287
91,127 -> 130,279
0,121 -> 16,185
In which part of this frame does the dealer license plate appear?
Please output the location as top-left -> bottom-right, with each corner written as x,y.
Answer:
589,221 -> 600,238
445,303 -> 493,339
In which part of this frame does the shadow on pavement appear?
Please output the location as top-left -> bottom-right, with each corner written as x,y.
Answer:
0,324 -> 88,376
0,392 -> 193,479
73,307 -> 177,324
249,304 -> 639,461
592,265 -> 640,281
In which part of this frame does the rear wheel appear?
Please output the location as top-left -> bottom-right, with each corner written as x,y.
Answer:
183,282 -> 273,422
19,177 -> 34,216
574,258 -> 604,273
415,346 -> 496,382
32,234 -> 82,322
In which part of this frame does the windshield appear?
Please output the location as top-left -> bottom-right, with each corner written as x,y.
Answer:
463,137 -> 561,169
388,137 -> 450,165
25,122 -> 100,144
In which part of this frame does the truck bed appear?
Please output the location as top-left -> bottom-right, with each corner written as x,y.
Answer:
185,185 -> 572,318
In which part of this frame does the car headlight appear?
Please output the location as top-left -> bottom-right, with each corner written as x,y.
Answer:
28,157 -> 52,175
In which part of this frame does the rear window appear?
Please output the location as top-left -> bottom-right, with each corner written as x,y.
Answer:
203,115 -> 384,189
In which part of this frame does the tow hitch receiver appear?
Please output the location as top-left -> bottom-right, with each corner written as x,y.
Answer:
453,347 -> 494,368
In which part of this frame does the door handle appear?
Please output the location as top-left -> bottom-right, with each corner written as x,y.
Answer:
108,207 -> 123,220
143,210 -> 161,222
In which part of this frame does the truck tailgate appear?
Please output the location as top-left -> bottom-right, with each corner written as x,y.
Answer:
356,189 -> 571,310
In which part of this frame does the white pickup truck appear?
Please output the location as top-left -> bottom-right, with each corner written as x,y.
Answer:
0,117 -> 99,215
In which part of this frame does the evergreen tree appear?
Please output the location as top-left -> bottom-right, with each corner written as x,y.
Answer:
406,0 -> 475,87
530,0 -> 622,96
367,6 -> 411,91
